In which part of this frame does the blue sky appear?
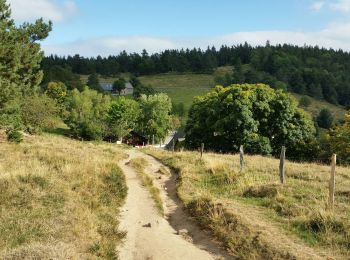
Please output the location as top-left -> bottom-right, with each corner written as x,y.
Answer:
7,0 -> 350,56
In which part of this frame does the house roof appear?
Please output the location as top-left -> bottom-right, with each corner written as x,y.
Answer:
100,82 -> 133,92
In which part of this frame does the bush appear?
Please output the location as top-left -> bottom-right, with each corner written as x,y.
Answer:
6,129 -> 23,143
299,96 -> 312,107
317,108 -> 333,129
21,94 -> 61,134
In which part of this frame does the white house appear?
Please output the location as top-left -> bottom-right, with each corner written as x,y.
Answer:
100,82 -> 134,95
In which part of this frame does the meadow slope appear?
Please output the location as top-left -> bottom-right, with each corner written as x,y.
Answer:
145,148 -> 350,259
0,133 -> 127,259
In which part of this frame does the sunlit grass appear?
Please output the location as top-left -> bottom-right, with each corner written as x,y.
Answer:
146,148 -> 350,258
0,133 -> 128,259
129,157 -> 164,216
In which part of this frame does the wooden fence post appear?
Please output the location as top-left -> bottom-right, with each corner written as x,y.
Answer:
240,145 -> 244,172
329,154 -> 336,210
200,143 -> 204,158
279,146 -> 286,184
172,139 -> 175,152
152,135 -> 155,146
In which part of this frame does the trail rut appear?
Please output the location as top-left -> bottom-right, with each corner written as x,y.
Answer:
117,149 -> 232,260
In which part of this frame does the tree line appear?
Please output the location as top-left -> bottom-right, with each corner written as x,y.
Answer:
43,42 -> 350,106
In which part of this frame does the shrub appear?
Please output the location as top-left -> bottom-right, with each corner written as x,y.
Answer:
6,129 -> 23,143
21,94 -> 61,134
299,96 -> 312,107
317,108 -> 333,129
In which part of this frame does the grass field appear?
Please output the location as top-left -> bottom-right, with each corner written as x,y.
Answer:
0,133 -> 127,259
145,148 -> 350,259
139,73 -> 215,110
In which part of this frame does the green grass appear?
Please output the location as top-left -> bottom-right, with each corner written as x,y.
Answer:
138,67 -> 233,111
138,73 -> 215,111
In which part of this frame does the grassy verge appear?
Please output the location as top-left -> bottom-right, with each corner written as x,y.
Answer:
129,158 -> 164,216
145,149 -> 350,259
0,134 -> 128,259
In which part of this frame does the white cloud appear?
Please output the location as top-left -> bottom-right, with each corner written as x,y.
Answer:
310,1 -> 325,11
330,0 -> 350,12
43,36 -> 178,57
8,0 -> 78,22
42,22 -> 350,57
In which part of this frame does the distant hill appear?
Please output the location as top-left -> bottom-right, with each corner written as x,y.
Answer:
43,43 -> 350,107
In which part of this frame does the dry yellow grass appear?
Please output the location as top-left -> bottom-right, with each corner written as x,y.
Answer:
145,149 -> 350,259
129,157 -> 164,215
0,133 -> 128,259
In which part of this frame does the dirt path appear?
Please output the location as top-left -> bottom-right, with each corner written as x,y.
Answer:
117,149 -> 232,260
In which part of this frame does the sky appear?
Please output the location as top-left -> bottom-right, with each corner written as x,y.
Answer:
6,0 -> 350,56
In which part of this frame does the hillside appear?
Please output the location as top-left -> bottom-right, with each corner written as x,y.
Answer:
145,148 -> 350,259
84,67 -> 347,120
138,70 -> 347,120
0,133 -> 127,259
293,94 -> 346,122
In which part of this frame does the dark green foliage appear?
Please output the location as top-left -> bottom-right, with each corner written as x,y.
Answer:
172,102 -> 185,117
299,96 -> 312,107
6,128 -> 23,143
87,73 -> 102,92
317,109 -> 333,129
130,75 -> 156,98
41,65 -> 84,91
185,84 -> 317,160
0,0 -> 52,130
112,78 -> 126,95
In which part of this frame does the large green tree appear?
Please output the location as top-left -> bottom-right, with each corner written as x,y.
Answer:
113,78 -> 126,95
0,0 -> 52,128
185,84 -> 317,159
87,73 -> 102,92
0,0 -> 51,101
138,93 -> 172,142
107,97 -> 140,141
65,87 -> 111,140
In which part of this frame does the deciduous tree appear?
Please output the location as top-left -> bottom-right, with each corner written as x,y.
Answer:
185,84 -> 317,159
